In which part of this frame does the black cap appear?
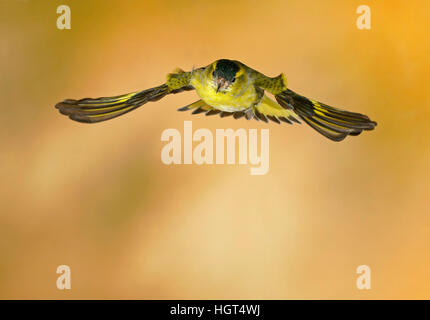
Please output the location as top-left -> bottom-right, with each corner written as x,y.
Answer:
213,59 -> 240,82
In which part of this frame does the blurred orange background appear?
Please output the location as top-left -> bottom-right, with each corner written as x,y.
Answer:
1,0 -> 429,299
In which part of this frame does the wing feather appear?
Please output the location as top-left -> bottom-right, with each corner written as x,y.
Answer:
254,95 -> 301,125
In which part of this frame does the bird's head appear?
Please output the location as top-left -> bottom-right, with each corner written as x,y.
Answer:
211,59 -> 244,93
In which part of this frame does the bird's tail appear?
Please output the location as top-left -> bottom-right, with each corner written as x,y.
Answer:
276,89 -> 377,141
55,84 -> 169,123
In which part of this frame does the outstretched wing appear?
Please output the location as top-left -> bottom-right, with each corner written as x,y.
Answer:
55,70 -> 194,123
254,72 -> 377,141
275,89 -> 376,141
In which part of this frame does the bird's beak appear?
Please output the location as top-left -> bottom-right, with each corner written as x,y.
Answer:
216,77 -> 227,93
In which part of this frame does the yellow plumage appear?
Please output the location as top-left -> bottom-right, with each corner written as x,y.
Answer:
190,65 -> 259,112
55,58 -> 377,141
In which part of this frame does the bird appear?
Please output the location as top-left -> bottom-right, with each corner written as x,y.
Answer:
55,59 -> 377,141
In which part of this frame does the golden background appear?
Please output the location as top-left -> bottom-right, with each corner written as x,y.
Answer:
1,0 -> 429,299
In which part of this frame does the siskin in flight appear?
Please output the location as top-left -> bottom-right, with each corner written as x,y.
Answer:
55,59 -> 377,141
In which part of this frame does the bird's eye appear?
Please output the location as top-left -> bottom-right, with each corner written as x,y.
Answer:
212,71 -> 215,76
232,78 -> 236,83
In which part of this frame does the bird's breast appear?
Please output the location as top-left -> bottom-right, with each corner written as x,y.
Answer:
191,73 -> 259,112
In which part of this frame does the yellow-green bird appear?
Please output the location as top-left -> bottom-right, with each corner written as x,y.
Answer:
55,59 -> 377,141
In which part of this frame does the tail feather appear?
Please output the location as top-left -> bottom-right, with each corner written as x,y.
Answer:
55,84 -> 169,123
276,89 -> 377,141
